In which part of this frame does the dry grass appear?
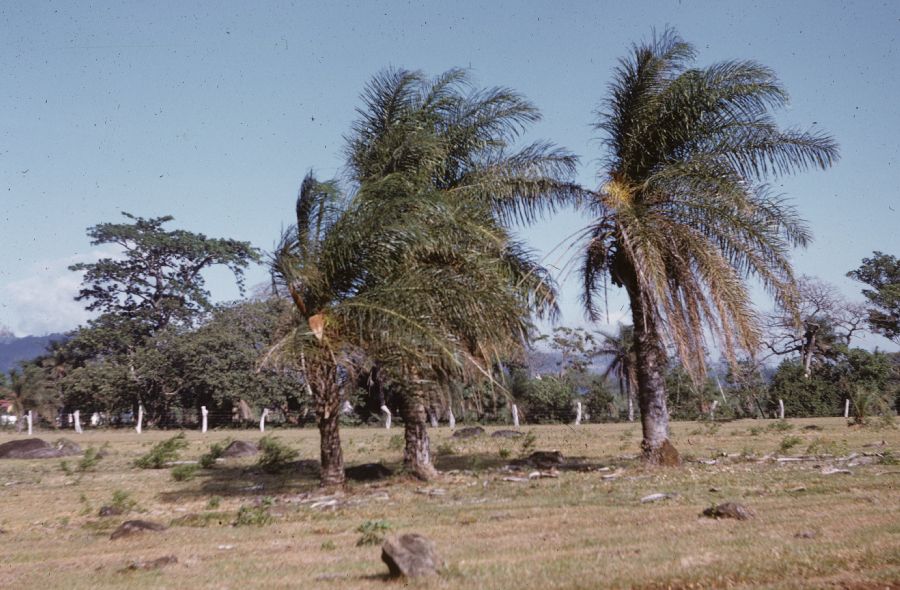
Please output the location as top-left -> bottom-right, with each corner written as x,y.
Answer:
1,418 -> 898,589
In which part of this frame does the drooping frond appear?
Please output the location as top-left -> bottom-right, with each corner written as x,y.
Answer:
581,28 -> 838,382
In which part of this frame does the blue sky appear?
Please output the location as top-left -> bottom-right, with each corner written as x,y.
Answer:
1,1 -> 898,352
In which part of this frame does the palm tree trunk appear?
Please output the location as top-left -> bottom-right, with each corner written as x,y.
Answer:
626,280 -> 680,466
314,378 -> 345,487
402,388 -> 437,480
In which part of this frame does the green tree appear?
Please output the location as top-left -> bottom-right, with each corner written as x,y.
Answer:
848,252 -> 900,344
2,365 -> 59,430
579,29 -> 838,463
64,214 -> 260,424
271,70 -> 578,484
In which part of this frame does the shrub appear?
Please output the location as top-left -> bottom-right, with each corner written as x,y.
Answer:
199,440 -> 229,469
110,490 -> 137,513
256,436 -> 298,474
356,520 -> 391,546
134,432 -> 189,469
235,502 -> 273,527
171,464 -> 199,481
778,435 -> 803,454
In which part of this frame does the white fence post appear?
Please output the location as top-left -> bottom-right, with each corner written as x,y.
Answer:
448,408 -> 455,429
844,398 -> 850,419
380,405 -> 391,429
512,404 -> 520,428
574,401 -> 582,426
778,399 -> 785,420
259,408 -> 269,432
201,406 -> 208,433
135,405 -> 144,434
429,411 -> 438,428
710,400 -> 718,421
27,410 -> 33,436
73,410 -> 83,434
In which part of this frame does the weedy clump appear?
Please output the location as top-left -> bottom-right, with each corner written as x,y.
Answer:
356,519 -> 391,546
134,432 -> 189,469
171,464 -> 199,481
206,495 -> 223,509
388,434 -> 404,450
110,489 -> 138,513
235,497 -> 274,527
748,426 -> 763,436
768,420 -> 794,432
256,436 -> 298,474
498,447 -> 511,459
61,445 -> 107,478
199,440 -> 229,469
805,437 -> 845,457
519,431 -> 537,457
320,540 -> 337,551
436,442 -> 456,456
778,435 -> 803,454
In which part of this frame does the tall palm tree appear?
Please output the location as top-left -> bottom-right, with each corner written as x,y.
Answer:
597,324 -> 638,421
580,29 -> 838,463
344,68 -> 580,476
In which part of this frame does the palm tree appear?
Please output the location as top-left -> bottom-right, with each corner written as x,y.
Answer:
2,365 -> 58,431
344,68 -> 580,476
580,29 -> 838,463
271,69 -> 580,483
597,324 -> 638,421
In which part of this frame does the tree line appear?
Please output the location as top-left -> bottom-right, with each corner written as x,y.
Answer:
2,29 -> 898,486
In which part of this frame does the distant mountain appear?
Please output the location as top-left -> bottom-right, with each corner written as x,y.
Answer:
0,327 -> 66,373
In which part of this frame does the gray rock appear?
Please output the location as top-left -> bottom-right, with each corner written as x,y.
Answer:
53,438 -> 82,456
110,520 -> 167,540
122,555 -> 177,571
381,534 -> 440,578
701,502 -> 754,521
99,505 -> 124,517
221,440 -> 259,458
452,426 -> 485,439
491,430 -> 523,438
0,438 -> 57,459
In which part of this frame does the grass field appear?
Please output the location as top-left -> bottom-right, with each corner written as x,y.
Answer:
1,418 -> 898,589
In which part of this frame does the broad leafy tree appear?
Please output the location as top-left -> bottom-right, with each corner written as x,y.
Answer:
848,252 -> 900,344
579,30 -> 838,463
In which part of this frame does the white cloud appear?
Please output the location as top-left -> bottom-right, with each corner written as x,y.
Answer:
0,249 -> 117,336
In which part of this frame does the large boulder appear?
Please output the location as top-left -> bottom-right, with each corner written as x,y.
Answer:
110,520 -> 167,540
381,534 -> 440,578
452,426 -> 485,439
0,438 -> 55,459
221,440 -> 259,458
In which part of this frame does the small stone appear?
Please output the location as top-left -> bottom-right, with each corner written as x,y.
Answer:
452,426 -> 485,439
98,505 -> 123,517
491,429 -> 523,438
122,555 -> 177,571
381,534 -> 440,578
221,440 -> 259,458
701,502 -> 754,520
53,438 -> 82,456
110,520 -> 167,540
795,530 -> 817,539
640,492 -> 678,503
